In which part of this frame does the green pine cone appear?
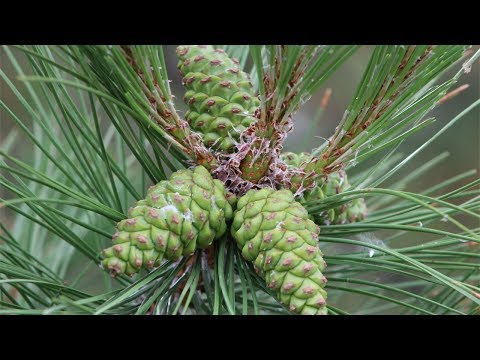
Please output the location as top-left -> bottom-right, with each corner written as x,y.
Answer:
231,188 -> 328,315
280,152 -> 367,225
176,45 -> 259,152
102,166 -> 234,276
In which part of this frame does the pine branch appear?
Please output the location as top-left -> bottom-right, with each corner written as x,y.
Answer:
76,46 -> 219,169
239,45 -> 357,185
287,45 -> 469,192
1,45 -> 478,315
119,46 -> 217,166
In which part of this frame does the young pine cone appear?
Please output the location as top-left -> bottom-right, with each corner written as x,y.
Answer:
102,166 -> 234,276
281,152 -> 367,225
176,45 -> 259,152
231,188 -> 328,315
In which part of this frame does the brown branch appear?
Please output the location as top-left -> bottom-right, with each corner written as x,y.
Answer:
439,84 -> 469,104
320,88 -> 333,109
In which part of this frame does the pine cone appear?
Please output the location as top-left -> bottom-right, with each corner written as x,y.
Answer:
231,188 -> 328,315
281,152 -> 367,225
102,166 -> 234,276
176,45 -> 259,152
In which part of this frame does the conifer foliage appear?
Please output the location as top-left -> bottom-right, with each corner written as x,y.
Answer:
0,45 -> 479,315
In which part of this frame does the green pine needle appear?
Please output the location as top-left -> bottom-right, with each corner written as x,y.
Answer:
0,45 -> 478,315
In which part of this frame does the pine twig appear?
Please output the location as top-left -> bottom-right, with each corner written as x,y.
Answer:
119,46 -> 218,169
285,45 -> 467,193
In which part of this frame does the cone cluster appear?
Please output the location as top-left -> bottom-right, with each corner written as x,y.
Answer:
100,47 -> 372,315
